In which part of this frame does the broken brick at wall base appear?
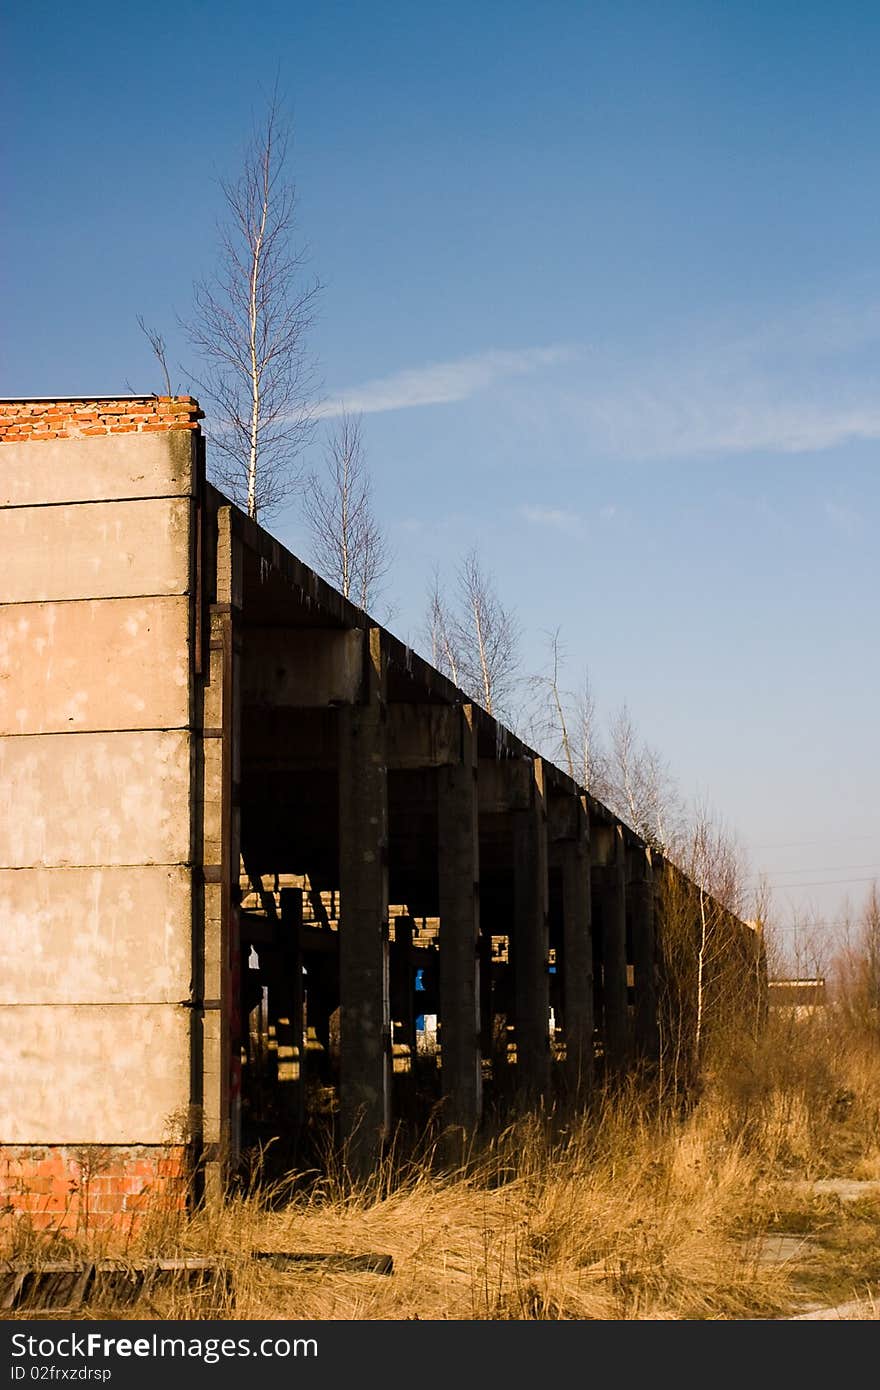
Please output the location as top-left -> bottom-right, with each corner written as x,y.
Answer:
0,1145 -> 189,1232
0,397 -> 204,442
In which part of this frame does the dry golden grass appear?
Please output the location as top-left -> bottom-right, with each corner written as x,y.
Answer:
5,1012 -> 879,1321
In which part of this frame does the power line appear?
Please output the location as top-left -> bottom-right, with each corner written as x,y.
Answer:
759,875 -> 878,889
745,862 -> 880,879
771,919 -> 863,932
752,835 -> 879,850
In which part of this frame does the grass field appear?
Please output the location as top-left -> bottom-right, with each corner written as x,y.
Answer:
4,1007 -> 879,1321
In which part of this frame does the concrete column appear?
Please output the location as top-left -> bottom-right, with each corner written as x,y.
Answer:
561,795 -> 594,1095
338,627 -> 390,1173
277,888 -> 305,1129
513,757 -> 550,1100
438,704 -> 482,1145
200,505 -> 242,1199
390,914 -> 417,1058
628,845 -> 659,1063
593,823 -> 629,1070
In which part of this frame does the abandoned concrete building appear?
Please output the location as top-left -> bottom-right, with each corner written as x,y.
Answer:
0,397 -> 766,1228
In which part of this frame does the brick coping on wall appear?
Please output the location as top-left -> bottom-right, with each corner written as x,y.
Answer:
0,397 -> 204,442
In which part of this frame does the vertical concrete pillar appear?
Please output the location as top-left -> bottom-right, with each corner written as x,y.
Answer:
438,703 -> 482,1145
629,845 -> 659,1063
513,757 -> 550,1100
0,413 -> 203,1226
200,505 -> 242,1199
561,794 -> 594,1095
277,887 -> 305,1128
390,914 -> 417,1058
338,627 -> 390,1172
593,823 -> 629,1070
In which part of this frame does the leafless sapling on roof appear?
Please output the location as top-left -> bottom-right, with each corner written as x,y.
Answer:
457,548 -> 521,721
134,315 -> 173,396
303,408 -> 392,613
425,565 -> 463,688
522,626 -> 610,796
424,548 -> 521,720
526,628 -> 576,776
603,703 -> 685,854
185,86 -> 321,523
570,670 -> 609,798
526,631 -> 609,794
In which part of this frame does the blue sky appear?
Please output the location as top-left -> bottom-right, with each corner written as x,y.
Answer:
3,0 -> 879,963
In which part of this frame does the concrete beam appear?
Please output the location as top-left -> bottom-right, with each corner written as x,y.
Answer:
387,703 -> 459,769
241,628 -> 362,708
512,757 -> 551,1100
338,627 -> 391,1172
437,704 -> 482,1144
477,757 -> 531,814
548,794 -> 580,843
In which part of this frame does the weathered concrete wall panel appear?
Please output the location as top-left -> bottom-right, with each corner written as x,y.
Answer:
0,431 -> 195,508
0,498 -> 191,603
0,730 -> 192,867
0,1005 -> 190,1143
0,866 -> 192,1004
0,597 -> 190,734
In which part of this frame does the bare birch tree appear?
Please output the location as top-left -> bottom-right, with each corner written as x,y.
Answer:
135,315 -> 172,396
422,548 -> 520,719
570,671 -> 608,798
656,803 -> 758,1091
457,548 -> 520,719
426,566 -> 462,687
527,630 -> 608,794
603,704 -> 684,854
527,628 -> 576,776
831,883 -> 880,1032
303,409 -> 391,612
185,88 -> 321,522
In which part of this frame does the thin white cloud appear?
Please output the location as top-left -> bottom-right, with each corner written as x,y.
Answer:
823,500 -> 863,536
519,504 -> 581,532
573,383 -> 880,460
538,296 -> 880,461
318,344 -> 577,418
318,295 -> 880,462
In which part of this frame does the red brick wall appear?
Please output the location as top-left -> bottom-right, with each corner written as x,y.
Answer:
0,1145 -> 189,1232
0,397 -> 204,442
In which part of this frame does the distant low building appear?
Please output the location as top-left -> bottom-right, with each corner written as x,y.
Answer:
767,977 -> 826,1018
